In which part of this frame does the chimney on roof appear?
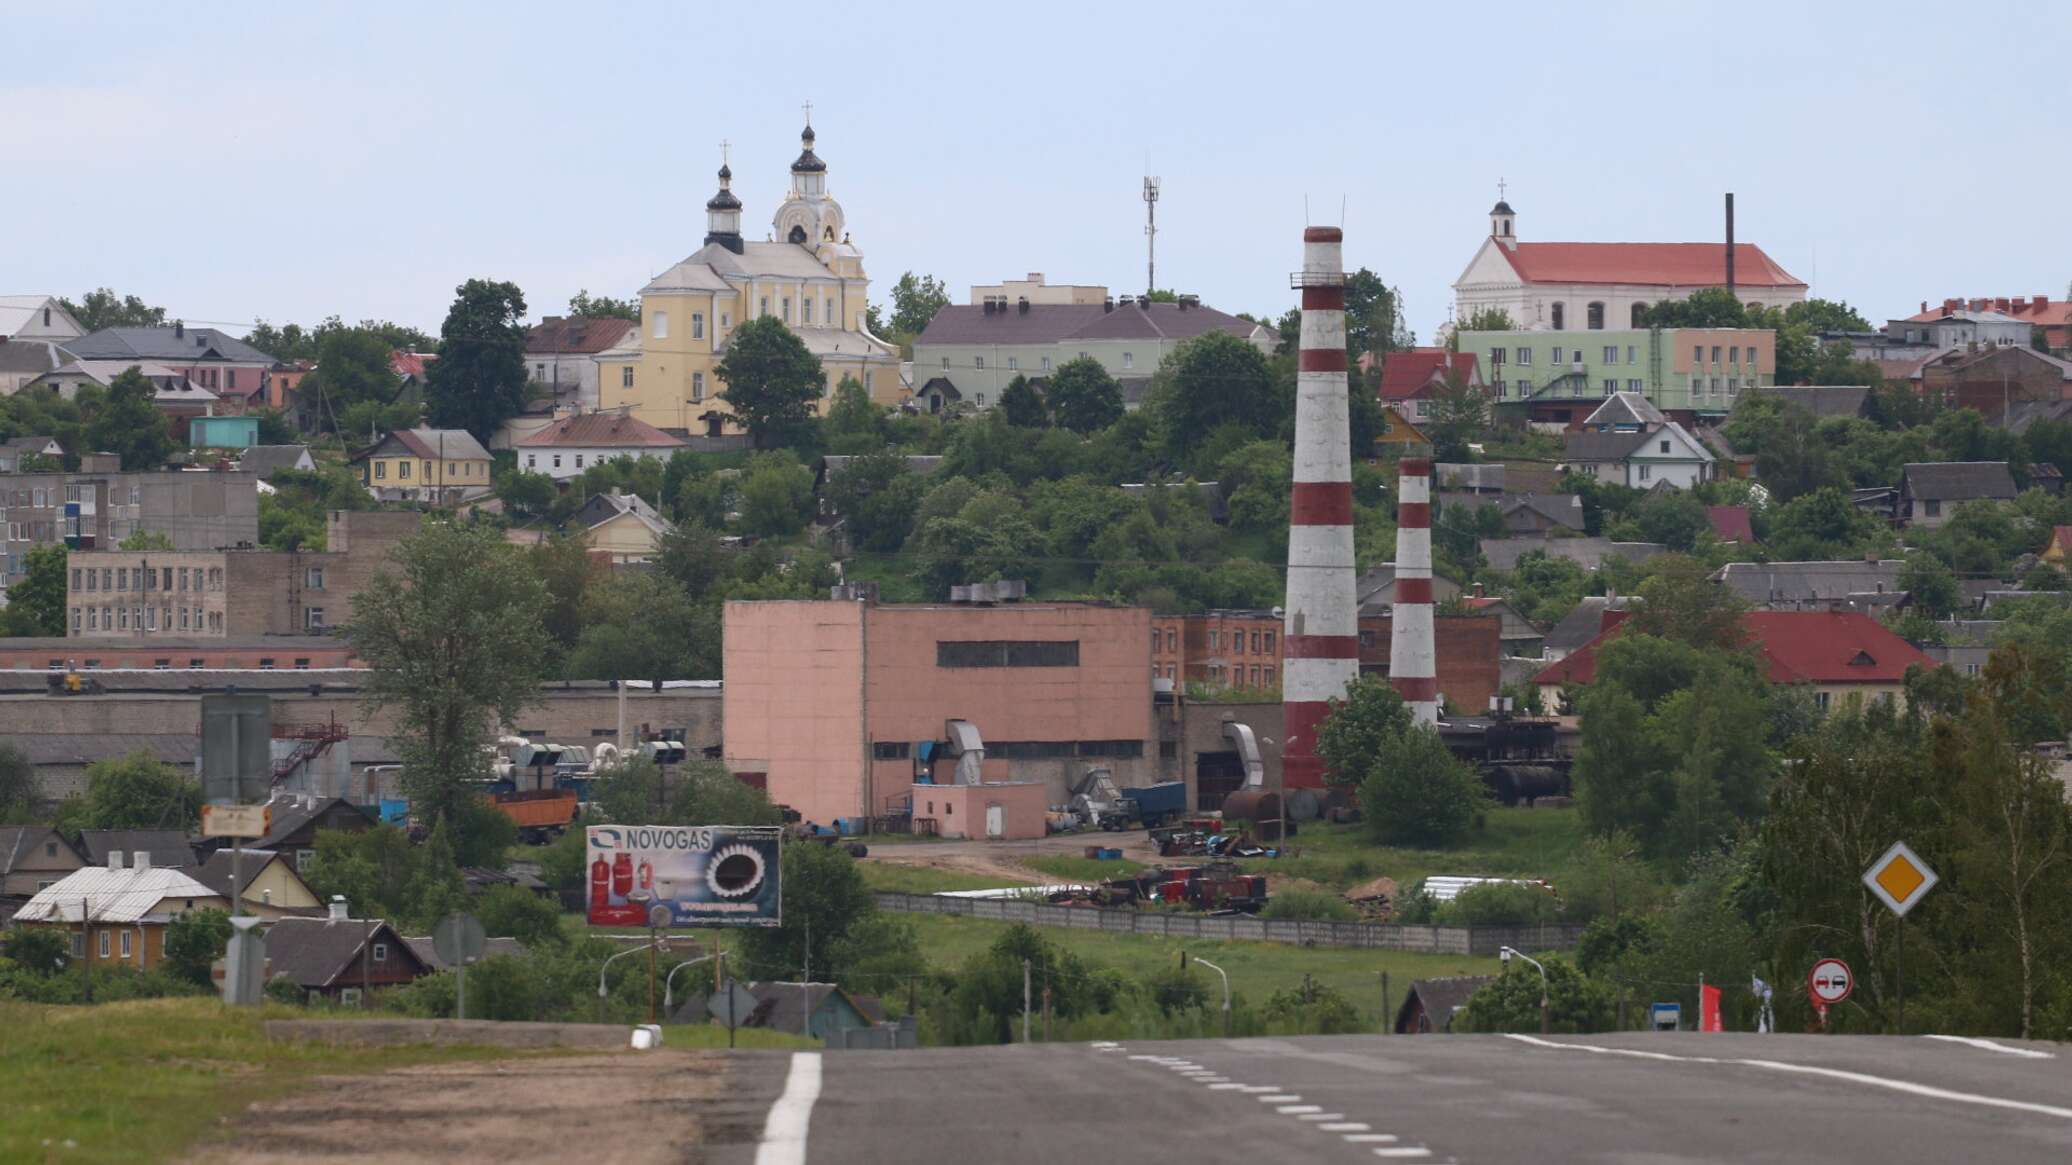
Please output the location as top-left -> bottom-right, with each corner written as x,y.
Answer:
1724,193 -> 1735,293
1944,298 -> 1960,313
1104,297 -> 1114,313
133,851 -> 150,872
1996,297 -> 2011,312
107,850 -> 123,871
2035,295 -> 2049,310
1971,298 -> 1987,311
328,895 -> 348,923
1017,297 -> 1028,314
173,321 -> 184,339
544,315 -> 564,324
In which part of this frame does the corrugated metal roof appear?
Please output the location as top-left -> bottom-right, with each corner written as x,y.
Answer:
12,864 -> 223,923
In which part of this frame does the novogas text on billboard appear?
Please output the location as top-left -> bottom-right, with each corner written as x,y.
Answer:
586,824 -> 783,929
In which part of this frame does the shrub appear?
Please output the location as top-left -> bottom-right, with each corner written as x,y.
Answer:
1442,882 -> 1561,927
1259,884 -> 1356,922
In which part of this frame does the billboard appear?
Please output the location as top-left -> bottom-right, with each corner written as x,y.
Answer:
200,693 -> 273,804
586,825 -> 783,928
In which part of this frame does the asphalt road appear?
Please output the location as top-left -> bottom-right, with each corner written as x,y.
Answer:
705,1032 -> 2072,1164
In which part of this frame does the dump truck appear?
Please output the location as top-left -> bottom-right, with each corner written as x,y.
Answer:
492,789 -> 579,843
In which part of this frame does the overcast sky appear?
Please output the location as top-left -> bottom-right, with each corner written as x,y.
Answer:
7,2 -> 2066,344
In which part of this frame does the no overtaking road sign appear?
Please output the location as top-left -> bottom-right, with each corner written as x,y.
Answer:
1808,958 -> 1854,1007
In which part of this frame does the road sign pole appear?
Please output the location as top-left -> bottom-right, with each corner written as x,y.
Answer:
1896,917 -> 1905,1033
457,962 -> 466,1022
647,922 -> 659,1027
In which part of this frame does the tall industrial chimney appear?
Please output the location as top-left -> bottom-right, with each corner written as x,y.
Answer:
1282,226 -> 1358,792
1724,192 -> 1736,293
1389,458 -> 1440,726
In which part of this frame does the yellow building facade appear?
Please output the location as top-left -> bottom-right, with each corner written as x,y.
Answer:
355,427 -> 493,503
601,122 -> 903,435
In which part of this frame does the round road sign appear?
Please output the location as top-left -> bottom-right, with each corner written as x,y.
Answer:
1808,957 -> 1854,1006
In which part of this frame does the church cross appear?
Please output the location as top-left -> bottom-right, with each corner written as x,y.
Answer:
802,100 -> 813,126
721,138 -> 730,166
1498,176 -> 1508,200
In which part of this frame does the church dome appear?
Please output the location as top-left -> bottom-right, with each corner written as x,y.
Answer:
791,123 -> 826,173
1491,199 -> 1515,215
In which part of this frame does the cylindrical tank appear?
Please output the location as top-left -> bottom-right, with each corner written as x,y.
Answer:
1221,789 -> 1298,840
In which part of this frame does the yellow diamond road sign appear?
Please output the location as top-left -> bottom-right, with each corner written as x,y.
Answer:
1863,841 -> 1938,918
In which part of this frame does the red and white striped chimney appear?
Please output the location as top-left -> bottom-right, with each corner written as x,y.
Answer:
1282,226 -> 1358,791
1390,457 -> 1440,726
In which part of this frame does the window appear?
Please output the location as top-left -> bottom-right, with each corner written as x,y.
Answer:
1493,380 -> 1506,398
652,311 -> 669,339
974,356 -> 985,370
1602,380 -> 1618,394
872,741 -> 911,759
782,297 -> 792,321
552,455 -> 562,469
801,299 -> 812,324
1517,378 -> 1532,395
178,607 -> 188,629
306,608 -> 324,630
692,313 -> 705,339
1122,352 -> 1134,369
145,607 -> 156,631
98,931 -> 110,958
1693,345 -> 1704,364
1602,346 -> 1618,364
117,607 -> 127,630
1637,464 -> 1652,482
295,849 -> 314,871
575,454 -> 585,468
1815,691 -> 1832,712
975,394 -> 986,407
1514,347 -> 1531,367
1552,347 -> 1565,364
1263,665 -> 1275,685
372,942 -> 388,963
154,657 -> 169,669
1631,303 -> 1649,327
1729,346 -> 1740,364
1165,629 -> 1177,651
535,363 -> 546,379
941,357 -> 950,370
720,313 -> 729,330
1263,631 -> 1274,652
1628,379 -> 1643,392
1151,629 -> 1162,650
70,608 -> 80,632
398,460 -> 411,479
190,658 -> 204,669
1076,740 -> 1145,759
86,569 -> 97,592
1924,499 -> 1942,518
692,372 -> 705,402
69,568 -> 79,590
621,366 -> 634,389
1551,303 -> 1565,330
306,567 -> 325,589
1586,302 -> 1605,330
1711,346 -> 1722,364
116,567 -> 127,591
120,931 -> 131,959
1007,357 -> 1018,370
936,640 -> 1081,667
259,658 -> 275,670
374,461 -> 386,480
759,296 -> 770,316
1208,630 -> 1220,650
1658,440 -> 1671,453
1626,345 -> 1637,363
87,607 -> 97,630
1041,356 -> 1052,371
1250,666 -> 1261,687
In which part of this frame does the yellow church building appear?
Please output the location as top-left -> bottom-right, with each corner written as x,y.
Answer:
599,121 -> 903,435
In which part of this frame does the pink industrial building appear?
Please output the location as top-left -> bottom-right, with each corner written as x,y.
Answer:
722,596 -> 1155,836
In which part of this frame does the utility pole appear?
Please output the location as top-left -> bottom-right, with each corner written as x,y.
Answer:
802,914 -> 812,1040
1380,971 -> 1391,1035
1022,959 -> 1032,1044
1042,971 -> 1052,1043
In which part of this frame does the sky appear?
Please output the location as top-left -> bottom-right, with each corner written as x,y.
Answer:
6,1 -> 2068,344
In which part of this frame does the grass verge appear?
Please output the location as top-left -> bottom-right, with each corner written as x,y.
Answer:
1237,809 -> 1584,893
659,1023 -> 817,1050
857,863 -> 1030,894
1019,855 -> 1145,882
0,998 -> 523,1165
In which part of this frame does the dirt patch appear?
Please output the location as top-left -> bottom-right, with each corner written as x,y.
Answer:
194,1052 -> 723,1165
866,832 -> 1162,885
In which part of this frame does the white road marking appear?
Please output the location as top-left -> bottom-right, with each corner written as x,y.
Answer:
1208,1083 -> 1248,1090
1371,1149 -> 1432,1159
1923,1035 -> 2056,1060
1297,1113 -> 1346,1122
752,1052 -> 822,1165
1319,1122 -> 1371,1132
1505,1033 -> 2072,1121
1259,1094 -> 1302,1103
1128,1054 -> 1163,1061
1238,1085 -> 1281,1093
1342,1133 -> 1400,1143
1276,1104 -> 1323,1114
1194,1078 -> 1230,1085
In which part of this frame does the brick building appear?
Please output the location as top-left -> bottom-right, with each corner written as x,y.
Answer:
0,636 -> 355,671
725,596 -> 1154,827
1357,614 -> 1503,714
64,510 -> 420,638
0,465 -> 258,588
1150,610 -> 1282,691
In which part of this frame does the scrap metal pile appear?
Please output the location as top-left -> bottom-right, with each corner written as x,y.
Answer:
1045,860 -> 1269,915
1150,825 -> 1280,860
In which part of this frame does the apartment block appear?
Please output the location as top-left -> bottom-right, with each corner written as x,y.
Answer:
0,466 -> 258,585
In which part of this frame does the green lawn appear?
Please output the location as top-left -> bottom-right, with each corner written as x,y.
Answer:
660,1023 -> 816,1049
858,863 -> 1028,894
896,913 -> 1497,1025
1239,808 -> 1585,894
1019,855 -> 1145,882
0,998 -> 522,1165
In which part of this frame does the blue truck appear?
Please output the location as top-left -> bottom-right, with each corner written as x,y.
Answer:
1102,781 -> 1189,831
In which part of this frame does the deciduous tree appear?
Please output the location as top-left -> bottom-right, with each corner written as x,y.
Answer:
0,544 -> 67,637
997,374 -> 1048,428
425,279 -> 530,445
85,367 -> 174,470
567,289 -> 640,321
60,288 -> 166,331
715,316 -> 824,449
1044,357 -> 1124,434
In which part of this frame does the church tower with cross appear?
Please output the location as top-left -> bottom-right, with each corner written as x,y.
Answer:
600,107 -> 898,436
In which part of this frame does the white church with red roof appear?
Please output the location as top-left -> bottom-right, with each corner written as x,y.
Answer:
1452,195 -> 1806,333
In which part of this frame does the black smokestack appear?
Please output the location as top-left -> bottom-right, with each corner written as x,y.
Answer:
1724,192 -> 1736,293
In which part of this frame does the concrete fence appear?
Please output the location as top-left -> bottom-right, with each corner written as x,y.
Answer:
872,892 -> 1585,955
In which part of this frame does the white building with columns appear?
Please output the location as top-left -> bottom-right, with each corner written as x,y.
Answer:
1451,198 -> 1806,334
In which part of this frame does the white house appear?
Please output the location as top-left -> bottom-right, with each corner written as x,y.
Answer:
1562,421 -> 1714,489
1452,197 -> 1806,334
515,411 -> 688,482
0,296 -> 86,343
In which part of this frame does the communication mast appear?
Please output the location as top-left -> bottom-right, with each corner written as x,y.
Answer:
1142,176 -> 1160,297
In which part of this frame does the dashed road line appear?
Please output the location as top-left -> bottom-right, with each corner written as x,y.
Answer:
1111,1045 -> 1444,1162
1371,1148 -> 1432,1159
1343,1134 -> 1400,1143
1277,1104 -> 1323,1114
1297,1113 -> 1346,1122
1319,1122 -> 1370,1132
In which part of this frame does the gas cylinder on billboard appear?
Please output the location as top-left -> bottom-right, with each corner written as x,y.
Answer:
590,854 -> 611,912
637,859 -> 654,891
612,851 -> 633,897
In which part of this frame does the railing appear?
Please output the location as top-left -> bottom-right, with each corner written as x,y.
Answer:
872,892 -> 1586,955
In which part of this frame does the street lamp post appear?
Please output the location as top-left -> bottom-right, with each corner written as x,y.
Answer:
1501,946 -> 1551,1035
1193,956 -> 1233,1038
663,953 -> 715,1013
598,940 -> 658,1023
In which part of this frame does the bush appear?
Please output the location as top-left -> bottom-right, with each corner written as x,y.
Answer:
1359,725 -> 1487,846
163,908 -> 232,985
1442,882 -> 1562,927
1,927 -> 70,976
1259,884 -> 1356,922
266,974 -> 306,1005
1146,966 -> 1210,1016
1454,955 -> 1614,1034
1260,982 -> 1363,1035
474,884 -> 564,947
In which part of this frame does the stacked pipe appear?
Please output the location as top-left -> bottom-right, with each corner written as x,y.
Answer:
1389,457 -> 1440,726
1281,226 -> 1358,792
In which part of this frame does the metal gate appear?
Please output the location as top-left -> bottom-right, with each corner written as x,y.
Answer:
1195,751 -> 1245,811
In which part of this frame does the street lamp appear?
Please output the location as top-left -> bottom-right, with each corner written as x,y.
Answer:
663,953 -> 715,1013
1192,956 -> 1233,1038
598,940 -> 659,1021
1501,946 -> 1550,1035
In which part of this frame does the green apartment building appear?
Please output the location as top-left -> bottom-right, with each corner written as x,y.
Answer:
1455,327 -> 1775,427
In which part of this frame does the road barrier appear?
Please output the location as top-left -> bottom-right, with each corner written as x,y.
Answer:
871,892 -> 1585,955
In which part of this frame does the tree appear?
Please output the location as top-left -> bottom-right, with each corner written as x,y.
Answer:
1455,955 -> 1615,1033
528,536 -> 599,653
997,375 -> 1049,428
735,451 -> 816,537
568,290 -> 640,321
345,521 -> 550,845
64,752 -> 201,830
163,908 -> 232,985
85,367 -> 174,471
1344,269 -> 1411,361
60,289 -> 166,332
0,544 -> 67,637
424,278 -> 529,445
0,741 -> 39,822
884,272 -> 950,337
1425,374 -> 1490,462
1045,357 -> 1124,434
1315,677 -> 1416,786
826,449 -> 928,553
3,927 -> 70,976
566,573 -> 719,685
1455,307 -> 1517,334
1150,332 -> 1280,456
301,326 -> 406,433
1359,724 -> 1485,846
736,842 -> 876,979
474,884 -> 564,947
1900,556 -> 1962,620
493,468 -> 557,522
656,519 -> 728,597
823,374 -> 886,453
117,529 -> 174,551
1640,288 -> 1748,329
715,316 -> 824,449
1623,553 -> 1750,650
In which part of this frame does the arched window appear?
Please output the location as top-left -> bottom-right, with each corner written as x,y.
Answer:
1631,303 -> 1649,327
1587,302 -> 1606,330
1551,302 -> 1565,331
